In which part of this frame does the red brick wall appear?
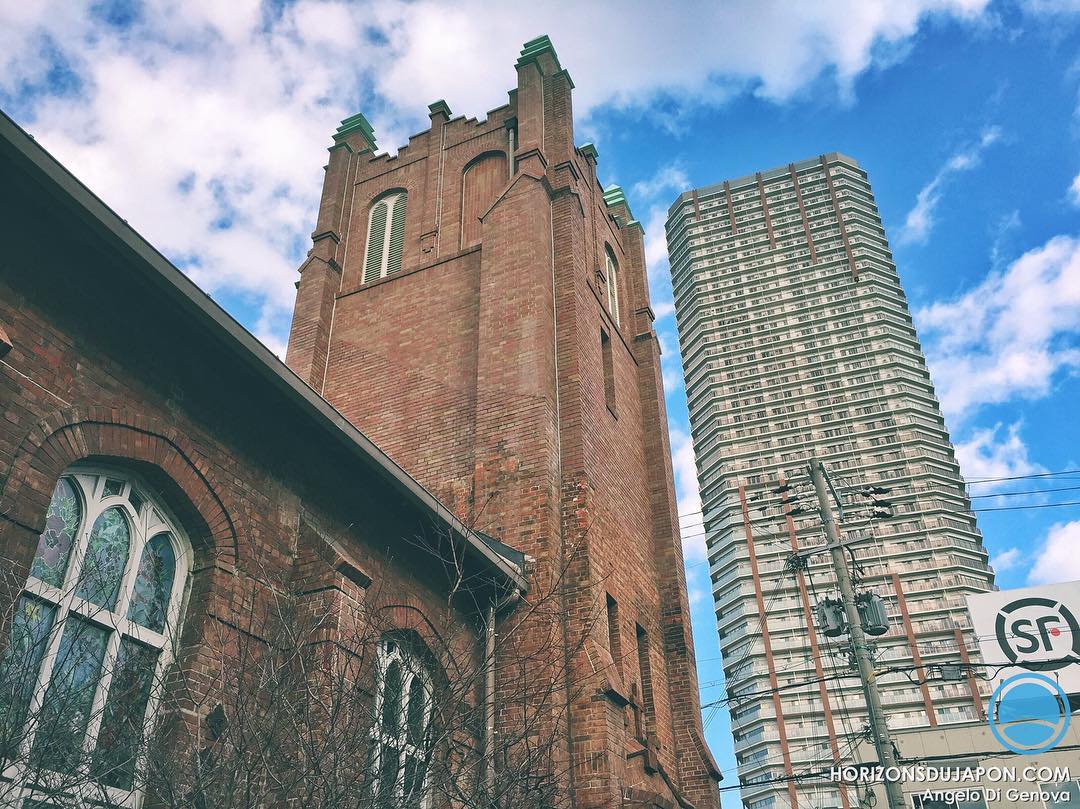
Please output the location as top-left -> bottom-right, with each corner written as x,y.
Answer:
322,249 -> 481,514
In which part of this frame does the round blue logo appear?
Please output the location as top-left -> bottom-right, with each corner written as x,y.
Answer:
988,672 -> 1071,754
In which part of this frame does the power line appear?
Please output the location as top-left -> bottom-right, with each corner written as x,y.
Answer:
965,468 -> 1080,485
679,495 -> 1080,537
702,671 -> 857,709
974,499 -> 1080,513
676,468 -> 1080,522
969,483 -> 1080,499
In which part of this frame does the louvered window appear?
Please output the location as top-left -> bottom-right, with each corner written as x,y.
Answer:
605,247 -> 621,327
363,192 -> 407,283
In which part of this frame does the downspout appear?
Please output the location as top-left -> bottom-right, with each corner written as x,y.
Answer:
485,587 -> 521,793
508,124 -> 516,177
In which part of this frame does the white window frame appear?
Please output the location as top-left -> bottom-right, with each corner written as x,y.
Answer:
371,635 -> 434,809
605,248 -> 621,327
363,191 -> 407,283
1,467 -> 192,809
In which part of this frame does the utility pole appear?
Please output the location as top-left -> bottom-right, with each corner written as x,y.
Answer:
809,456 -> 906,809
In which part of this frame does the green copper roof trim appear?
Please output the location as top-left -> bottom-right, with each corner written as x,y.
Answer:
579,143 -> 598,161
603,184 -> 627,208
517,34 -> 561,70
335,112 -> 376,148
428,100 -> 452,118
603,184 -> 636,225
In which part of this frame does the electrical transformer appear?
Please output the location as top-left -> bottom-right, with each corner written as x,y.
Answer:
815,598 -> 847,637
856,592 -> 889,636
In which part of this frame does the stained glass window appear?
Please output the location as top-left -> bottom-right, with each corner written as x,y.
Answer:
128,487 -> 145,516
91,638 -> 159,789
127,534 -> 176,632
75,507 -> 130,609
1,469 -> 189,807
29,478 -> 81,588
30,615 -> 109,772
0,597 -> 56,759
372,635 -> 432,809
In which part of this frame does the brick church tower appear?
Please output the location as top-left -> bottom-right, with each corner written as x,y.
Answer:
286,36 -> 721,809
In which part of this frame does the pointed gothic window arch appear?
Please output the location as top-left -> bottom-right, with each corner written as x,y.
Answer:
0,467 -> 191,805
605,246 -> 621,327
460,151 -> 508,249
363,190 -> 408,283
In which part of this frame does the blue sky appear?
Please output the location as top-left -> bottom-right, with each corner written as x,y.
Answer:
3,2 -> 1080,804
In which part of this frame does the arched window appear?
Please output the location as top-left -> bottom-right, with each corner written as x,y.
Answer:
363,191 -> 408,284
605,247 -> 621,327
0,468 -> 190,803
371,634 -> 433,809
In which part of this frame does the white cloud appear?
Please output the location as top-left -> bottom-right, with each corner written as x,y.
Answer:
642,202 -> 678,341
898,126 -> 1002,245
0,0 -> 999,352
916,234 -> 1080,420
0,2 -> 388,351
688,584 -> 707,608
653,299 -> 676,321
1023,0 -> 1080,12
989,209 -> 1021,270
1028,521 -> 1080,584
660,330 -> 687,398
670,427 -> 705,562
632,164 -> 689,203
1069,172 -> 1080,206
643,205 -> 672,283
991,547 -> 1022,572
955,422 -> 1044,483
375,0 -> 994,116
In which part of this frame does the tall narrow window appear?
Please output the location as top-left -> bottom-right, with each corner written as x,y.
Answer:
371,634 -> 433,809
605,594 -> 621,672
363,191 -> 408,283
601,329 -> 616,415
0,469 -> 190,804
605,247 -> 621,327
635,624 -> 655,724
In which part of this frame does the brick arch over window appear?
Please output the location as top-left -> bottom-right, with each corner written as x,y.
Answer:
0,408 -> 237,565
460,151 -> 508,249
371,599 -> 468,683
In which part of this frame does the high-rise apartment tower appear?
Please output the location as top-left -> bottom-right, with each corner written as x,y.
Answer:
286,36 -> 721,809
666,154 -> 995,809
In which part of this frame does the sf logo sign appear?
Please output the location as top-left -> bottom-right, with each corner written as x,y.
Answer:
995,597 -> 1080,671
